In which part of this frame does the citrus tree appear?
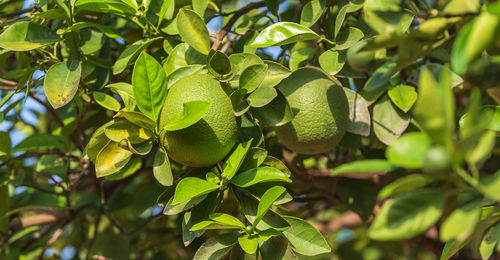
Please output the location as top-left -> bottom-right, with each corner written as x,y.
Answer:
0,0 -> 499,259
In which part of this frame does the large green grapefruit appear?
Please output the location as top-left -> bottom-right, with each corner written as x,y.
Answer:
159,74 -> 239,167
275,67 -> 349,154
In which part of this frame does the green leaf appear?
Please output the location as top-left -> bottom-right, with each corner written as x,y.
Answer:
153,147 -> 173,186
247,86 -> 277,108
368,190 -> 445,240
176,9 -> 211,55
282,216 -> 331,256
190,220 -> 241,231
0,21 -> 60,51
192,0 -> 208,17
289,45 -> 316,71
93,91 -> 121,111
207,50 -> 231,77
106,83 -> 136,110
335,27 -> 364,50
479,223 -> 500,259
0,132 -> 11,158
230,89 -> 250,116
75,0 -> 136,16
87,121 -> 114,161
363,8 -> 414,34
387,85 -> 417,112
122,140 -> 152,156
250,22 -> 320,48
14,134 -> 66,152
338,178 -> 376,220
230,167 -> 292,187
254,186 -> 286,227
260,61 -> 291,89
413,66 -> 455,147
319,49 -> 346,75
146,0 -> 174,26
193,232 -> 239,260
132,52 -> 168,121
163,100 -> 211,131
233,188 -> 290,231
105,119 -> 152,144
172,177 -> 220,205
451,21 -> 473,75
113,38 -> 158,75
164,43 -> 205,75
249,90 -> 294,127
364,61 -> 398,92
372,95 -> 410,145
240,64 -> 268,93
440,200 -> 481,241
260,236 -> 290,260
385,132 -> 432,169
239,147 -> 268,172
264,0 -> 279,15
0,185 -> 9,233
378,174 -> 430,200
119,111 -> 157,130
167,65 -> 205,89
105,157 -> 142,181
479,171 -> 500,202
238,235 -> 259,254
44,60 -> 81,109
209,213 -> 245,229
95,142 -> 133,177
330,159 -> 395,177
342,87 -> 371,136
300,0 -> 325,27
222,140 -> 252,180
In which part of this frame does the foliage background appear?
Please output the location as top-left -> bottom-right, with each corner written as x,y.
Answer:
0,0 -> 499,259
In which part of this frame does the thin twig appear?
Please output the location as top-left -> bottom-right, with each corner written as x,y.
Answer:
28,93 -> 64,127
212,1 -> 266,51
0,151 -> 84,168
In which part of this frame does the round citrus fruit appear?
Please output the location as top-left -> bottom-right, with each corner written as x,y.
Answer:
159,74 -> 239,167
347,40 -> 375,72
423,146 -> 452,174
275,67 -> 349,154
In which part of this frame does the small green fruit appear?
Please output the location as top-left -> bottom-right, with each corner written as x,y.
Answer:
347,40 -> 375,72
423,146 -> 452,174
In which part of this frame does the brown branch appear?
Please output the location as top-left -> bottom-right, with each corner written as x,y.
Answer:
28,93 -> 64,127
0,78 -> 17,86
0,151 -> 85,168
0,86 -> 16,90
212,1 -> 266,51
9,211 -> 71,230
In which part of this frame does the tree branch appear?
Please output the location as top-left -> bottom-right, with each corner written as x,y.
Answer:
0,151 -> 85,168
212,1 -> 266,51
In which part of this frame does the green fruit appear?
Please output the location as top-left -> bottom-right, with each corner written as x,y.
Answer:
347,40 -> 375,72
423,146 -> 452,174
275,67 -> 349,154
159,74 -> 239,167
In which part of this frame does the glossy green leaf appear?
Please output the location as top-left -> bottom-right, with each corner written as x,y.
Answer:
239,147 -> 268,172
238,235 -> 259,254
254,186 -> 286,227
372,95 -> 410,145
247,86 -> 277,108
250,22 -> 320,48
222,140 -> 252,180
163,100 -> 211,131
87,121 -> 114,161
249,90 -> 294,127
207,50 -> 231,77
233,188 -> 290,231
479,223 -> 500,259
0,21 -> 60,51
106,83 -> 136,111
44,60 -> 81,109
153,147 -> 173,186
167,65 -> 205,89
335,27 -> 364,50
319,49 -> 346,75
335,5 -> 348,38
300,0 -> 325,27
93,91 -> 121,111
95,142 -> 133,177
75,0 -> 136,16
368,190 -> 445,240
163,43 -> 206,75
119,111 -> 157,130
176,9 -> 211,55
289,45 -> 315,71
240,64 -> 268,93
260,61 -> 291,89
210,213 -> 245,229
440,200 -> 481,241
230,89 -> 250,116
146,0 -> 174,26
260,236 -> 291,260
190,220 -> 240,231
378,174 -> 430,199
387,85 -> 417,112
331,160 -> 395,177
132,52 -> 168,121
172,177 -> 220,205
385,132 -> 432,169
113,38 -> 158,75
282,216 -> 331,256
193,232 -> 239,260
230,167 -> 292,187
192,0 -> 208,17
338,178 -> 376,220
343,87 -> 371,136
363,8 -> 414,34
